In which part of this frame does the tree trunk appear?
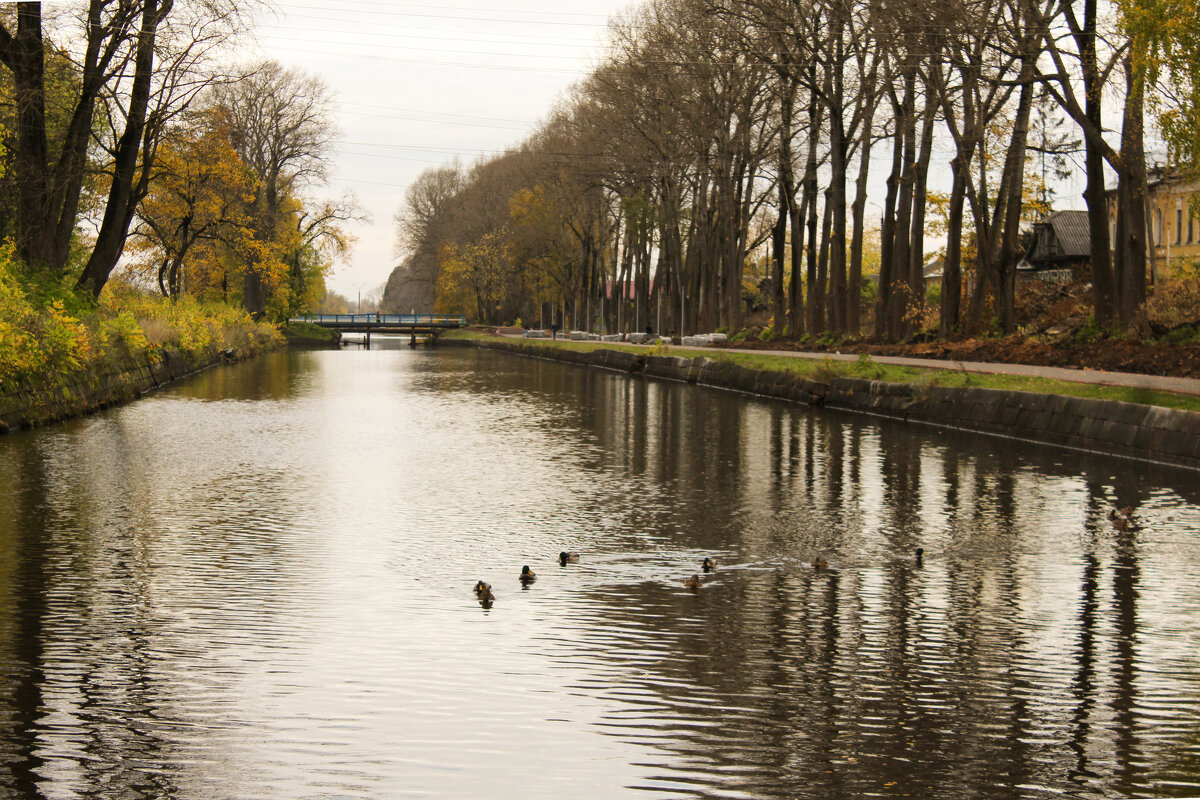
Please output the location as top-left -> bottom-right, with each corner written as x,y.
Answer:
1116,58 -> 1148,328
906,95 -> 939,332
78,0 -> 170,298
1074,0 -> 1114,329
848,106 -> 876,338
890,72 -> 918,340
942,157 -> 968,337
876,108 -> 904,341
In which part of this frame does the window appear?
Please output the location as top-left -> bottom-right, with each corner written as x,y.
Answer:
1155,208 -> 1162,246
1190,211 -> 1195,244
1177,199 -> 1184,244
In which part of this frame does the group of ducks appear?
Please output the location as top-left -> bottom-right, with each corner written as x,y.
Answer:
472,552 -> 579,608
473,551 -> 709,608
807,547 -> 924,575
473,548 -> 928,608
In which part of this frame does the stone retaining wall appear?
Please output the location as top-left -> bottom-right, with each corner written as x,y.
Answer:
0,348 -> 228,433
465,338 -> 1200,471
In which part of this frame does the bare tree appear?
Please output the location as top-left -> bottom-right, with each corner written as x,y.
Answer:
213,60 -> 337,316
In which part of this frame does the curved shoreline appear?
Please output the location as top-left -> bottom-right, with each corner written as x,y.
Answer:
461,337 -> 1200,473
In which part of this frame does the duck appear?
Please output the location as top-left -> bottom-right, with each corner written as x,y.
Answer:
474,581 -> 495,608
701,557 -> 717,573
684,574 -> 703,591
811,557 -> 828,571
1108,506 -> 1134,528
1109,506 -> 1133,520
915,547 -> 924,566
519,565 -> 537,586
559,551 -> 580,566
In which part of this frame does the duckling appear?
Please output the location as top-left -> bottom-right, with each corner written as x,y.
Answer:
684,574 -> 703,591
559,551 -> 580,566
812,557 -> 828,571
519,565 -> 537,586
702,557 -> 717,573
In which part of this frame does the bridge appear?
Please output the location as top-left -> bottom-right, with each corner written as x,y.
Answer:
290,313 -> 469,346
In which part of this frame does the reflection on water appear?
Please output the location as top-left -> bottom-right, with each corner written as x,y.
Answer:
2,344 -> 1199,799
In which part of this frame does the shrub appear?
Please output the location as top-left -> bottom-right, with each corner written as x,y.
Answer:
1074,315 -> 1103,344
1143,261 -> 1200,333
1163,324 -> 1200,344
1,256 -> 281,394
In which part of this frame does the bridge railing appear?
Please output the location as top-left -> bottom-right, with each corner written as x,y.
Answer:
290,314 -> 469,327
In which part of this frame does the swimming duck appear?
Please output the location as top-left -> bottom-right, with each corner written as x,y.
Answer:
684,574 -> 703,591
559,551 -> 580,566
812,557 -> 828,571
520,565 -> 537,586
702,557 -> 717,573
915,547 -> 924,566
1108,506 -> 1134,529
474,581 -> 495,608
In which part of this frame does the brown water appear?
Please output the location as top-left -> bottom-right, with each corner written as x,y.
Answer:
1,344 -> 1199,799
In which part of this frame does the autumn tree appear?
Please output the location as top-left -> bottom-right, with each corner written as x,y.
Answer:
0,1 -> 249,296
213,60 -> 338,318
129,107 -> 255,298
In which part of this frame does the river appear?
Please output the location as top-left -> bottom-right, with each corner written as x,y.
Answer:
1,344 -> 1199,799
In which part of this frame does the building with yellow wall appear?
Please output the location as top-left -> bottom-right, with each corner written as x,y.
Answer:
1123,170 -> 1200,276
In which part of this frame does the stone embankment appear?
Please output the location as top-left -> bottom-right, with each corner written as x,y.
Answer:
0,348 -> 236,434
467,338 -> 1200,472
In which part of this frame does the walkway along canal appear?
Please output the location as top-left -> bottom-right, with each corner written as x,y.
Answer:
2,344 -> 1199,799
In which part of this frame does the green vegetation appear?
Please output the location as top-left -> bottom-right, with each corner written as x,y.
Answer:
281,320 -> 340,344
446,330 -> 1200,413
1,248 -> 280,398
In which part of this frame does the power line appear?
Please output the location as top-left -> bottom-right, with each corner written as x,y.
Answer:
269,3 -> 612,28
257,20 -> 602,48
339,100 -> 533,125
260,42 -> 591,73
259,32 -> 599,61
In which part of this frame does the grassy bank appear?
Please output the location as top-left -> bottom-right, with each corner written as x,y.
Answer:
1,251 -> 281,421
446,329 -> 1200,413
281,320 -> 340,345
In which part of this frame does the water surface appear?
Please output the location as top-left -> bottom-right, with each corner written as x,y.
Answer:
2,344 -> 1199,798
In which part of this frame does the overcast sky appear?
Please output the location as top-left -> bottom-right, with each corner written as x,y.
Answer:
250,0 -> 633,305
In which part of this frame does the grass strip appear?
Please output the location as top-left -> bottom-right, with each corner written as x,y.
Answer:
445,329 -> 1200,413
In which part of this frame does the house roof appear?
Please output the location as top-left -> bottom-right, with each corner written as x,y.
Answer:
1043,210 -> 1091,258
